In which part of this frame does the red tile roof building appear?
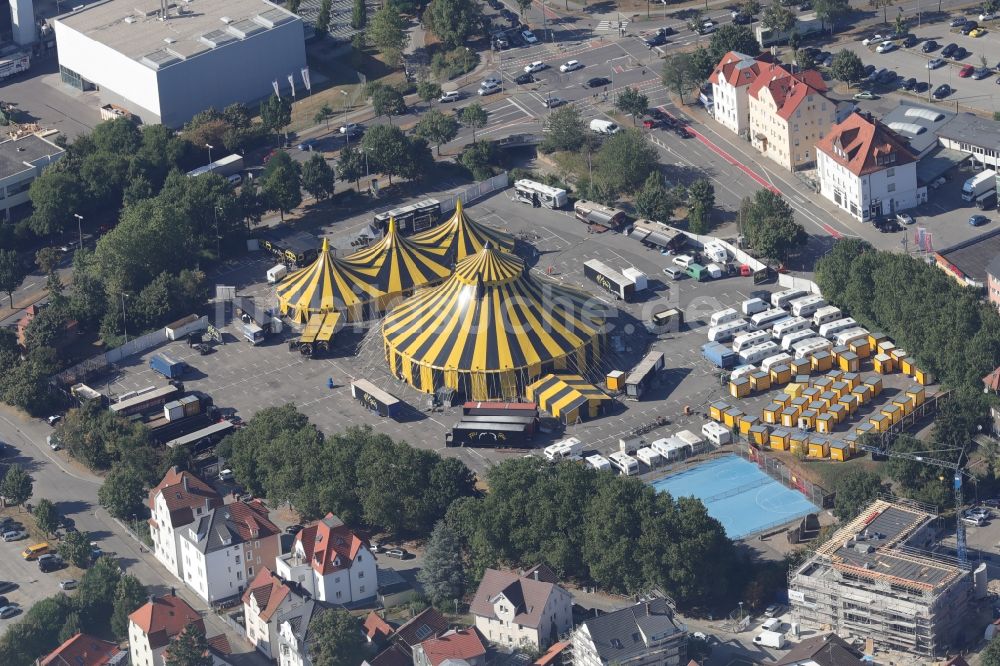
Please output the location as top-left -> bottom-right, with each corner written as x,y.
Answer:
148,467 -> 223,580
242,568 -> 309,661
365,611 -> 395,643
39,632 -> 123,666
128,594 -> 203,666
708,51 -> 764,136
274,513 -> 377,606
816,112 -> 924,221
413,628 -> 488,666
749,61 -> 835,170
470,569 -> 572,650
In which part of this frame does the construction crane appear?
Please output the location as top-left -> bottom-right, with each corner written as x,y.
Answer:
857,441 -> 969,566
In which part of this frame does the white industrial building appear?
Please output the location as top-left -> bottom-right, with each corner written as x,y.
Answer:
816,112 -> 925,222
0,134 -> 64,220
53,0 -> 306,126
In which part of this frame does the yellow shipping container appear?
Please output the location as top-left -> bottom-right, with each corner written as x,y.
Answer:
878,340 -> 896,355
791,396 -> 809,411
775,393 -> 792,407
838,351 -> 860,373
798,409 -> 817,431
890,348 -> 908,362
808,400 -> 826,415
825,369 -> 844,382
723,407 -> 743,428
839,394 -> 858,415
865,377 -> 883,396
894,397 -> 914,416
749,424 -> 770,446
820,391 -> 838,409
830,441 -> 851,461
852,385 -> 872,405
914,368 -> 933,385
843,372 -> 861,390
882,404 -> 902,425
802,387 -> 821,401
873,353 -> 894,374
739,415 -> 758,435
868,332 -> 889,350
812,377 -> 832,391
770,365 -> 792,385
709,401 -> 730,422
808,439 -> 830,458
781,407 -> 800,427
828,403 -> 846,423
855,422 -> 875,438
750,371 -> 772,392
791,359 -> 811,376
899,357 -> 914,376
844,433 -> 859,453
811,351 -> 833,372
606,370 -> 625,391
729,378 -> 751,398
870,413 -> 891,432
816,413 -> 835,434
849,339 -> 871,359
784,383 -> 804,398
789,430 -> 809,453
829,381 -> 848,399
763,403 -> 782,425
770,427 -> 790,450
907,387 -> 925,406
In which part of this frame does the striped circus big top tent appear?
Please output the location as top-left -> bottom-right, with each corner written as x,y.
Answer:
382,244 -> 608,401
276,221 -> 451,323
408,199 -> 515,264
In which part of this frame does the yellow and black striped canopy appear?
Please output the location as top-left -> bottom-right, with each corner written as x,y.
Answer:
409,199 -> 515,263
277,238 -> 384,323
382,245 -> 606,387
342,217 -> 452,296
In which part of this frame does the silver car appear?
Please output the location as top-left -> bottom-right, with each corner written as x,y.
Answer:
927,58 -> 945,69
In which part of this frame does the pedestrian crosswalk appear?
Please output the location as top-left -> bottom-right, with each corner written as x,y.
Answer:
595,19 -> 629,31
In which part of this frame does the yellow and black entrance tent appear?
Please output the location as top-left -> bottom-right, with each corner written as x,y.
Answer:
525,373 -> 611,424
276,238 -> 384,323
409,199 -> 516,264
382,244 -> 606,401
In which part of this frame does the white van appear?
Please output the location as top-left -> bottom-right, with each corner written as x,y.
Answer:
812,305 -> 842,328
662,266 -> 684,280
218,469 -> 235,482
590,119 -> 621,134
672,254 -> 695,269
710,308 -> 740,328
266,264 -> 289,284
761,618 -> 783,632
706,263 -> 723,279
733,329 -> 770,353
742,298 -> 768,316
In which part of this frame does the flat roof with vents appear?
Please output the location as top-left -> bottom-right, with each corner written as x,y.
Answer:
55,0 -> 299,68
881,101 -> 956,156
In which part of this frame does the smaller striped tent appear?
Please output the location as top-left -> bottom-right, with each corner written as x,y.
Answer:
409,199 -> 515,263
276,238 -> 383,323
526,374 -> 611,424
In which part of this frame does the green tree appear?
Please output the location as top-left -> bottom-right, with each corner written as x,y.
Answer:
461,103 -> 488,144
707,24 -> 761,62
301,154 -> 336,200
57,405 -> 155,476
367,83 -> 407,124
830,49 -> 865,87
983,635 -> 1000,666
418,81 -> 443,108
813,0 -> 850,30
27,172 -> 85,237
259,94 -> 292,145
1,465 -> 32,509
337,146 -> 365,190
868,0 -> 893,24
615,87 -> 649,125
893,12 -> 906,35
540,105 -> 585,153
111,574 -> 148,640
98,466 -> 147,520
459,140 -> 497,180
0,249 -> 25,309
361,124 -> 410,185
740,0 -> 762,21
594,129 -> 658,198
762,2 -> 795,34
425,0 -> 483,48
313,103 -> 334,130
165,623 -> 213,666
739,189 -> 806,262
417,520 -> 467,605
635,173 -> 678,223
315,0 -> 332,34
260,150 -> 302,220
0,348 -> 60,417
368,6 -> 409,66
35,247 -> 61,276
414,110 -> 460,155
23,306 -> 68,354
58,611 -> 81,644
308,610 -> 368,666
661,53 -> 695,101
689,46 -> 716,81
351,0 -> 366,29
33,498 -> 59,536
796,48 -> 818,70
77,557 -> 123,631
832,469 -> 886,521
59,530 -> 94,568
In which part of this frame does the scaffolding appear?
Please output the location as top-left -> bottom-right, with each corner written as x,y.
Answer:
787,499 -> 973,659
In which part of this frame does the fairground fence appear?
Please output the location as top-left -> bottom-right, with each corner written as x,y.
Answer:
736,444 -> 835,509
52,329 -> 167,387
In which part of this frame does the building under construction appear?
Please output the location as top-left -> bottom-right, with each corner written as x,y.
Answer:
788,498 -> 979,658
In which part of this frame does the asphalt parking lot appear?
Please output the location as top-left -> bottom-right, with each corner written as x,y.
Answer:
0,513 -> 77,622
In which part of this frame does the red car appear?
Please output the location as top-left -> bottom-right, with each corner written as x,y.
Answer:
959,64 -> 975,77
642,118 -> 657,129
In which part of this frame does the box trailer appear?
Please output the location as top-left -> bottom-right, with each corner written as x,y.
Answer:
648,308 -> 684,333
624,351 -> 665,400
351,379 -> 403,418
584,260 -> 636,301
462,401 -> 538,418
574,200 -> 628,230
0,52 -> 29,81
962,169 -> 996,201
702,342 -> 737,368
544,436 -> 585,460
235,296 -> 283,344
447,421 -> 532,447
150,353 -> 186,379
165,314 -> 208,341
70,383 -> 107,408
266,264 -> 289,284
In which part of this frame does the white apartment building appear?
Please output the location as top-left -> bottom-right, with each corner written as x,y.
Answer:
128,594 -> 203,666
571,598 -> 687,666
149,467 -> 223,581
274,513 -> 376,605
0,134 -> 64,220
469,568 -> 573,650
748,62 -> 835,171
277,601 -> 321,666
243,568 -> 309,661
178,500 -> 280,604
708,51 -> 762,136
817,112 -> 925,221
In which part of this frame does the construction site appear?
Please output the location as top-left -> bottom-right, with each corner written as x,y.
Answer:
787,498 -> 981,658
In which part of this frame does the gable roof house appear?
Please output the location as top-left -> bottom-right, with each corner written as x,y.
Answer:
128,594 -> 207,666
413,628 -> 488,666
816,112 -> 924,221
470,568 -> 573,650
276,598 -> 325,666
148,467 -> 223,580
772,634 -> 863,666
708,51 -> 765,136
570,598 -> 688,666
38,632 -> 125,666
243,568 -> 311,660
275,513 -> 377,606
395,607 -> 451,652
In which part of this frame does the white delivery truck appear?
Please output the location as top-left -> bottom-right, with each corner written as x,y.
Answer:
267,264 -> 289,283
962,169 -> 997,202
753,630 -> 787,649
742,298 -> 768,316
590,119 -> 621,134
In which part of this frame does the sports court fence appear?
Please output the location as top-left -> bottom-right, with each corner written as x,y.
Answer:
737,445 -> 835,509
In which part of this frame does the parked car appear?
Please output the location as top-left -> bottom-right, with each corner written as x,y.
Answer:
974,67 -> 993,79
385,548 -> 411,559
339,123 -> 361,135
876,40 -> 896,53
877,69 -> 897,84
902,77 -> 917,90
853,90 -> 878,100
897,213 -> 914,225
46,415 -> 62,425
2,530 -> 26,542
478,80 -> 502,95
439,90 -> 462,103
970,27 -> 988,37
0,606 -> 19,619
927,57 -> 946,69
0,582 -> 16,594
960,64 -> 975,77
764,604 -> 784,617
933,83 -> 953,98
902,34 -> 918,47
941,42 -> 958,57
970,214 -> 990,226
559,59 -> 583,72
960,21 -> 979,34
863,63 -> 877,76
296,140 -> 315,151
950,16 -> 967,26
514,73 -> 534,84
38,554 -> 64,573
59,579 -> 77,591
524,61 -> 546,73
521,29 -> 538,43
732,12 -> 751,23
862,33 -> 886,45
542,96 -> 566,108
915,81 -> 929,92
922,39 -> 938,52
962,514 -> 986,526
980,11 -> 996,20
953,46 -> 968,59
875,218 -> 902,232
584,76 -> 612,88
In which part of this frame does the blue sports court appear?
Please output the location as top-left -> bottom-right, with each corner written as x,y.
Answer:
650,455 -> 818,539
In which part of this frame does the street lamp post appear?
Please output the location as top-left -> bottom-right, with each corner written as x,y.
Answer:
120,293 -> 129,344
214,206 -> 223,259
340,90 -> 350,146
205,143 -> 214,165
73,213 -> 83,251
